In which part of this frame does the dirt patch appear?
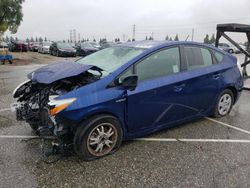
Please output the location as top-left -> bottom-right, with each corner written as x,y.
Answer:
0,52 -> 79,66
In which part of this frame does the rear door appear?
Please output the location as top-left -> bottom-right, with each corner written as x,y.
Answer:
179,45 -> 221,114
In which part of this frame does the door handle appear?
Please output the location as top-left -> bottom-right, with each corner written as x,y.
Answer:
212,73 -> 221,79
173,84 -> 185,92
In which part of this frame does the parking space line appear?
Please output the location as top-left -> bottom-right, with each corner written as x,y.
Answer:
205,117 -> 250,135
0,108 -> 11,113
135,138 -> 250,143
0,135 -> 54,139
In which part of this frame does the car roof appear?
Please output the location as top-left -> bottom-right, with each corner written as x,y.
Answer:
117,40 -> 224,52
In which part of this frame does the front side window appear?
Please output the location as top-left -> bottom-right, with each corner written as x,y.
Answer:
184,46 -> 213,70
135,47 -> 180,82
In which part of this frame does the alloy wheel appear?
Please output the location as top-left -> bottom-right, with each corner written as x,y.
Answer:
87,123 -> 118,157
218,93 -> 232,116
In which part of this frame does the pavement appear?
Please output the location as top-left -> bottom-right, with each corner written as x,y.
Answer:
0,54 -> 249,188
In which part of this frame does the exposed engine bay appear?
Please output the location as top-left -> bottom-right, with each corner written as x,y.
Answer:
12,61 -> 102,154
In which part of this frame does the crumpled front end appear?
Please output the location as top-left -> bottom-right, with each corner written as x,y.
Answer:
12,61 -> 102,153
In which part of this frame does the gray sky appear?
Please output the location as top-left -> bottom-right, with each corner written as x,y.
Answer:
6,0 -> 250,42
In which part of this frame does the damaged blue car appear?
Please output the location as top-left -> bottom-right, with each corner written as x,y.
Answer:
12,40 -> 243,160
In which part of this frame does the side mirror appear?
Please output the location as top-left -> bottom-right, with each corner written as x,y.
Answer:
120,75 -> 138,90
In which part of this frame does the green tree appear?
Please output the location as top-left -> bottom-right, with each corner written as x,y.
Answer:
174,34 -> 179,41
204,34 -> 209,44
169,37 -> 173,41
15,37 -> 18,41
30,37 -> 34,42
44,37 -> 47,42
38,37 -> 43,43
35,37 -> 38,42
209,34 -> 215,44
26,38 -> 29,43
165,35 -> 169,40
0,0 -> 25,36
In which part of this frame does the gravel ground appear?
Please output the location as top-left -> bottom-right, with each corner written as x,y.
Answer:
0,53 -> 249,188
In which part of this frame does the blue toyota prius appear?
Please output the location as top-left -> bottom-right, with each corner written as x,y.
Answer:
13,40 -> 244,160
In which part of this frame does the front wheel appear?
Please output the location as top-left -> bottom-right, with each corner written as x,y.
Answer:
213,89 -> 234,117
74,115 -> 123,160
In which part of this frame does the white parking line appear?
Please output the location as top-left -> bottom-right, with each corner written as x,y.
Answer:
0,108 -> 11,113
205,117 -> 250,135
135,138 -> 250,143
0,135 -> 54,139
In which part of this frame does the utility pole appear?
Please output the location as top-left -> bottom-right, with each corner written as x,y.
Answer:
78,33 -> 80,43
132,24 -> 136,41
73,29 -> 76,43
191,28 -> 194,41
70,30 -> 72,42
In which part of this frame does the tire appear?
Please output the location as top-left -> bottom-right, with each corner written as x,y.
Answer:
74,115 -> 123,160
213,89 -> 234,118
228,49 -> 233,54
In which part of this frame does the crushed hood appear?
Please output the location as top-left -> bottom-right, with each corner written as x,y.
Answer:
27,60 -> 101,84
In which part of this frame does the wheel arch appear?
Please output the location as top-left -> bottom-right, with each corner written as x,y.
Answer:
225,86 -> 238,104
77,111 -> 126,137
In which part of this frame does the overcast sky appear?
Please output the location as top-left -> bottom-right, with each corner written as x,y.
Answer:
6,0 -> 250,42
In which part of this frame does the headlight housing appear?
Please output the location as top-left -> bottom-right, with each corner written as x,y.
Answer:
48,96 -> 76,116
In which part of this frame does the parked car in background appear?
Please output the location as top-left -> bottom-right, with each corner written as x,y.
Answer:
218,43 -> 237,54
75,42 -> 99,56
90,42 -> 101,49
38,42 -> 52,54
100,41 -> 116,49
8,41 -> 28,52
50,42 -> 77,57
0,42 -> 8,48
30,42 -> 40,52
69,42 -> 76,49
13,40 -> 243,160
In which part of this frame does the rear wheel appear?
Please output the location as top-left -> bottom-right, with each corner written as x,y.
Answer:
213,89 -> 234,117
74,115 -> 123,160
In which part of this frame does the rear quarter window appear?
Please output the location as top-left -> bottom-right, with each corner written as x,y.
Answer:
213,51 -> 224,63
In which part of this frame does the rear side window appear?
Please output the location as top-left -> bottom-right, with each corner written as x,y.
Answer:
184,46 -> 213,70
213,51 -> 224,63
135,47 -> 180,82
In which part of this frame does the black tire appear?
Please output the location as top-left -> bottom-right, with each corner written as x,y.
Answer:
228,49 -> 233,54
74,115 -> 123,161
213,89 -> 234,118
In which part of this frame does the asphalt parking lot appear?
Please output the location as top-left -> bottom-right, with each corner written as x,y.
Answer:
0,54 -> 250,188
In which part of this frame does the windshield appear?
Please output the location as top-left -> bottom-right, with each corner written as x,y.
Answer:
81,43 -> 92,48
90,42 -> 99,46
58,43 -> 73,48
76,47 -> 144,76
